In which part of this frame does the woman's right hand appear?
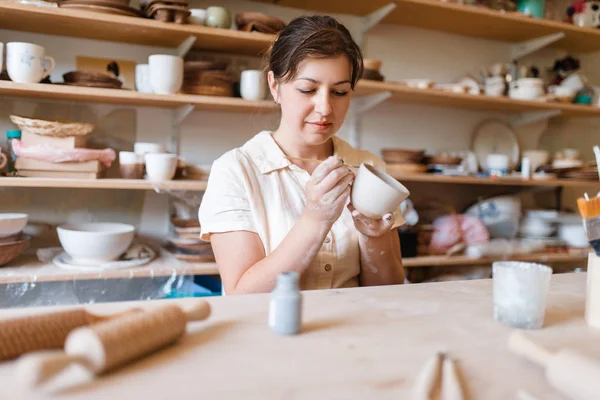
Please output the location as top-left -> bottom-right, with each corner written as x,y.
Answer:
303,156 -> 354,224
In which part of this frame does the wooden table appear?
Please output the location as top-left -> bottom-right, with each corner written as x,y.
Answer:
0,273 -> 596,399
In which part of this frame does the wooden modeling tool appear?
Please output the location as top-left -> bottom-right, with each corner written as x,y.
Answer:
442,356 -> 465,400
0,308 -> 140,361
508,331 -> 600,400
411,352 -> 443,400
412,352 -> 466,400
16,300 -> 211,387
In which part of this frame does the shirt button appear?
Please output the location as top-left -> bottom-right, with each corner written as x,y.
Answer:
324,264 -> 332,272
324,237 -> 331,244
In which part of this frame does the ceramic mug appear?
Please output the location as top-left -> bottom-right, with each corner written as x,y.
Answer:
189,8 -> 207,25
135,64 -> 152,93
486,154 -> 510,176
351,163 -> 410,219
205,6 -> 231,29
0,43 -> 3,74
144,153 -> 178,181
134,142 -> 166,155
148,54 -> 183,95
484,76 -> 506,97
240,70 -> 266,100
119,151 -> 145,179
6,42 -> 55,84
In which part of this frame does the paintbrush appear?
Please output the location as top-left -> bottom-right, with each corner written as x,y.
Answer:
577,193 -> 600,256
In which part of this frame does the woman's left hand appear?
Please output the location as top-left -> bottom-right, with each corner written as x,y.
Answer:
347,204 -> 394,238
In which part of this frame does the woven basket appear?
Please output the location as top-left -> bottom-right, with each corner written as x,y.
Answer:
10,115 -> 94,138
0,236 -> 31,266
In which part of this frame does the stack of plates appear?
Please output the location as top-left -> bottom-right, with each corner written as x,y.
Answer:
559,166 -> 599,181
182,62 -> 233,97
165,217 -> 214,262
63,71 -> 123,89
57,0 -> 143,17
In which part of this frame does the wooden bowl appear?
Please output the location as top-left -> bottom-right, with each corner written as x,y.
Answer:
0,235 -> 31,266
363,59 -> 382,72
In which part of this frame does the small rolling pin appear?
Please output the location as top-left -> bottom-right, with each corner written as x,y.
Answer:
16,300 -> 211,387
508,331 -> 600,400
0,308 -> 140,361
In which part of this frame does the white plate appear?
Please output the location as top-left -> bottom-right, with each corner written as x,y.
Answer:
472,119 -> 520,172
53,244 -> 156,271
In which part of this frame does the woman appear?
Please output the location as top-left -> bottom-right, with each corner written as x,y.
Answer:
199,15 -> 405,294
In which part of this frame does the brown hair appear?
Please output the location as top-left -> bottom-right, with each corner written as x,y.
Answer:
265,15 -> 363,89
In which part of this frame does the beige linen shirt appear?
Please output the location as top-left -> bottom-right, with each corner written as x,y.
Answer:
199,131 -> 405,290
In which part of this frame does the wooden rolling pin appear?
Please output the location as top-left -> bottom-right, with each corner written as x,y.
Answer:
508,331 -> 600,400
0,308 -> 140,361
16,300 -> 211,387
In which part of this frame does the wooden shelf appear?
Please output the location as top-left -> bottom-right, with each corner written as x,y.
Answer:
356,80 -> 600,117
0,177 -> 208,191
0,2 -> 273,55
254,0 -> 600,53
403,251 -> 588,267
0,81 -> 278,113
388,172 -> 600,188
0,253 -> 218,284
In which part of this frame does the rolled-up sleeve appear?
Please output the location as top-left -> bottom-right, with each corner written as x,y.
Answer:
199,152 -> 257,242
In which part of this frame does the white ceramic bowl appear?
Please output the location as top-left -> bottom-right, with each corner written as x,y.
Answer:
57,223 -> 135,265
558,223 -> 588,248
144,153 -> 178,181
0,213 -> 28,237
522,150 -> 549,172
351,163 -> 410,219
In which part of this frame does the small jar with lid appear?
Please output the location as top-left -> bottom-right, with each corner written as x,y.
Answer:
6,130 -> 21,173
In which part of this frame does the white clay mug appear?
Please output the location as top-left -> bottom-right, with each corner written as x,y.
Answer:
6,42 -> 55,84
351,163 -> 410,219
148,54 -> 183,95
240,70 -> 266,101
135,64 -> 152,94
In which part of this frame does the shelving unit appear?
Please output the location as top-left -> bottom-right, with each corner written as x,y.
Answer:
388,172 -> 600,188
253,0 -> 600,53
0,254 -> 218,284
0,177 -> 208,190
356,80 -> 600,117
0,2 -> 272,55
0,1 -> 595,287
0,81 -> 278,113
403,251 -> 588,267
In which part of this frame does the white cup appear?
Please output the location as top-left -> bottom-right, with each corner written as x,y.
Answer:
484,76 -> 506,97
240,70 -> 266,101
148,54 -> 183,95
561,73 -> 585,91
144,153 -> 178,181
134,142 -> 166,155
135,64 -> 152,93
351,163 -> 410,219
0,43 -> 3,73
6,42 -> 55,84
119,151 -> 144,164
189,8 -> 207,25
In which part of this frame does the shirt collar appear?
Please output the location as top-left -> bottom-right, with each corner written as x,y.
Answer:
245,131 -> 355,174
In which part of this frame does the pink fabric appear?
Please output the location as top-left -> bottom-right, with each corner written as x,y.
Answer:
12,140 -> 116,168
429,215 -> 489,254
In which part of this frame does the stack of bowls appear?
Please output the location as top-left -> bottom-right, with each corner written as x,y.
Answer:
166,217 -> 214,262
381,148 -> 427,174
0,213 -> 31,266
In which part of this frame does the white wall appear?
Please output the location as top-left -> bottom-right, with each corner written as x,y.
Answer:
1,0 -> 599,246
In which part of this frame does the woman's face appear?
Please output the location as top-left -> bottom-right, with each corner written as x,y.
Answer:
269,55 -> 353,146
